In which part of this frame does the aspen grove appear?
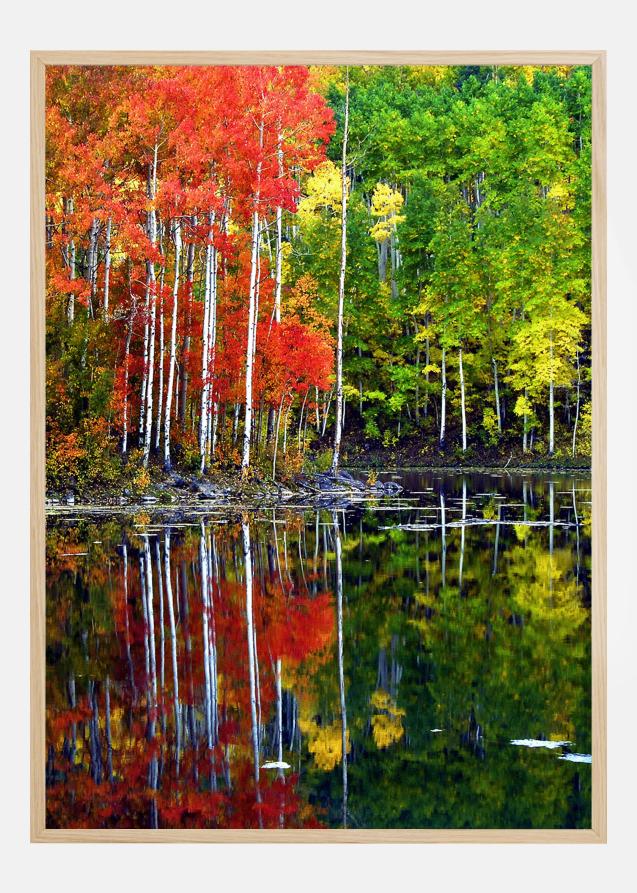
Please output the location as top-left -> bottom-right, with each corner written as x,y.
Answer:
45,65 -> 591,493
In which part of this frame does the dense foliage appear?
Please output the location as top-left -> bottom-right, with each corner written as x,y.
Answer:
45,64 -> 592,492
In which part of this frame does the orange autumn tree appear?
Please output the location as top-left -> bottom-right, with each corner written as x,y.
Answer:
45,65 -> 334,491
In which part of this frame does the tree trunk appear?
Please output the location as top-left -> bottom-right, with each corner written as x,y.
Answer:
414,338 -> 420,422
154,241 -> 166,453
103,216 -> 112,320
275,132 -> 283,325
199,213 -> 217,472
331,72 -> 349,474
389,229 -> 398,299
139,280 -> 150,446
439,347 -> 446,446
522,387 -> 528,453
572,351 -> 581,457
87,216 -> 99,319
242,120 -> 264,477
548,335 -> 555,456
164,219 -> 182,470
283,398 -> 292,455
65,198 -> 76,323
423,331 -> 430,418
179,222 -> 196,431
121,313 -> 133,455
232,401 -> 240,446
272,393 -> 284,480
459,346 -> 467,452
549,378 -> 555,456
492,356 -> 502,432
142,144 -> 159,468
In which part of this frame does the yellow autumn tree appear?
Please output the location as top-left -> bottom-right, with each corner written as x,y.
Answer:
369,182 -> 405,243
297,160 -> 346,219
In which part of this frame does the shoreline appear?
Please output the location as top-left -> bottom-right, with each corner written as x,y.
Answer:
45,462 -> 591,518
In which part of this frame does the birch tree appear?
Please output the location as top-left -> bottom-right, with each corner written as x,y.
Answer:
241,117 -> 264,477
163,218 -> 182,470
331,71 -> 349,474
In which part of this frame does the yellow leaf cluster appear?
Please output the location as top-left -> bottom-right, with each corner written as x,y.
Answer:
369,183 -> 405,242
298,160 -> 346,219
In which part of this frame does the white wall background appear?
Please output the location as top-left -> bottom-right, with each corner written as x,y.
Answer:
2,2 -> 634,887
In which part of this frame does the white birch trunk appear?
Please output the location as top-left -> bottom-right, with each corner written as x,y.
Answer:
199,212 -> 219,471
459,347 -> 467,452
199,239 -> 213,467
142,261 -> 157,466
179,219 -> 196,431
142,144 -> 159,467
523,387 -> 528,453
549,377 -> 555,456
492,357 -> 502,432
154,236 -> 166,453
275,132 -> 283,325
87,216 -> 99,318
139,282 -> 150,446
241,122 -> 263,475
164,219 -> 182,469
103,216 -> 112,320
572,351 -> 581,457
122,313 -> 133,455
331,73 -> 349,474
205,221 -> 219,468
548,334 -> 555,456
66,197 -> 76,323
439,347 -> 447,446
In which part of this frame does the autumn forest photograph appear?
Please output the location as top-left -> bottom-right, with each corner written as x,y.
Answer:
44,62 -> 593,830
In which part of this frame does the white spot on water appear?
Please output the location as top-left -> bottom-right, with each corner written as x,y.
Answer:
558,753 -> 592,764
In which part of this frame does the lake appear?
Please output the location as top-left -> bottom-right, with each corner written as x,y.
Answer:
45,469 -> 592,829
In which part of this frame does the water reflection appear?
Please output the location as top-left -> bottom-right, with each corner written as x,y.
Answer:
45,471 -> 591,829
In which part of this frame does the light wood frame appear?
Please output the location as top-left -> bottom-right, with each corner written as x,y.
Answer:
30,50 -> 607,843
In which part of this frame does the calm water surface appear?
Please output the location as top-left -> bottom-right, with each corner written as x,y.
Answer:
45,470 -> 591,829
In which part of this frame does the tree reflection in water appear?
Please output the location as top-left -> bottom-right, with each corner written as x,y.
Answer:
45,471 -> 591,829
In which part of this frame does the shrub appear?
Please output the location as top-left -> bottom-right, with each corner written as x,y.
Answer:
307,448 -> 333,473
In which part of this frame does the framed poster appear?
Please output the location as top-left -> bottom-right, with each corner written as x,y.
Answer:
31,51 -> 606,841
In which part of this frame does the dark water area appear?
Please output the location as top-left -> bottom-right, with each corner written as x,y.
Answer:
45,470 -> 592,830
